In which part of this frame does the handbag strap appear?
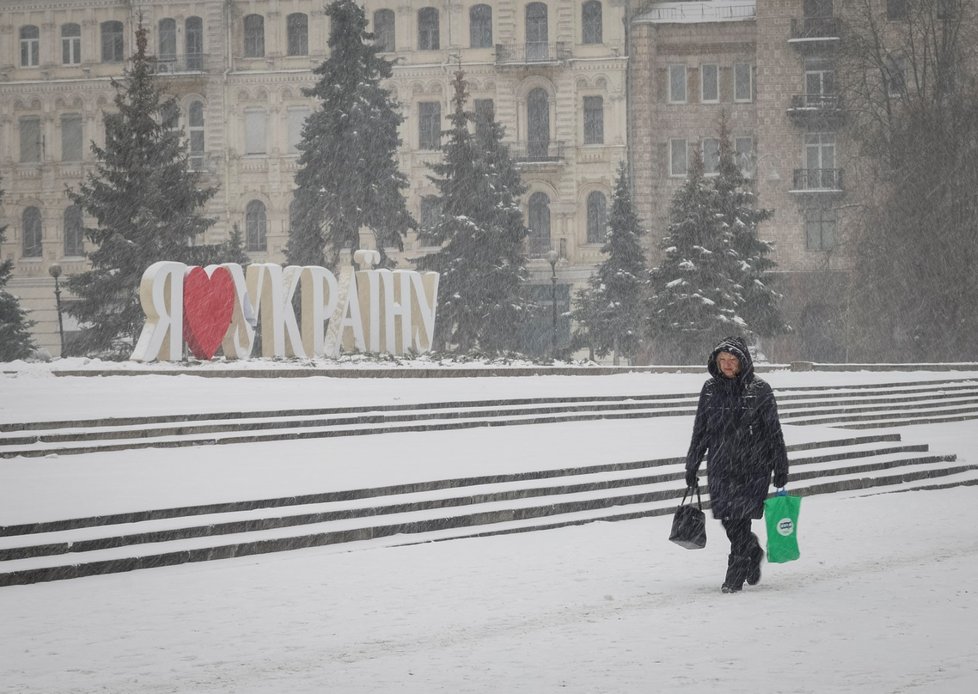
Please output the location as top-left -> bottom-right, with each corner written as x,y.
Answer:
681,483 -> 703,510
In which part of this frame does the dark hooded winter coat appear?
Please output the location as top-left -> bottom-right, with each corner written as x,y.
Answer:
685,337 -> 789,519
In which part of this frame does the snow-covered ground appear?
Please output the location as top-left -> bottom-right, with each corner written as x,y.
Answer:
1,363 -> 977,693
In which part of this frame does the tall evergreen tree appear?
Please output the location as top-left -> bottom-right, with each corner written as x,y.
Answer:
415,70 -> 530,353
649,117 -> 786,363
66,26 -> 216,357
571,162 -> 647,364
0,180 -> 36,361
288,0 -> 414,269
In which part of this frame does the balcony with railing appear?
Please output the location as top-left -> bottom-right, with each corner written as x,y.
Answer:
789,17 -> 841,44
495,42 -> 571,67
150,54 -> 210,75
791,168 -> 844,193
508,140 -> 566,164
787,94 -> 845,125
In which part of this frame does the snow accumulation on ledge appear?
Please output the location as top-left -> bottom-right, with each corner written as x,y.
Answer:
635,1 -> 756,25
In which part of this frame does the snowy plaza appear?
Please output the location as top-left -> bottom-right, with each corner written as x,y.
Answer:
1,363 -> 977,693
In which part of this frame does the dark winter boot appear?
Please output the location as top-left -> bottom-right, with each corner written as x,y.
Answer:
746,542 -> 764,586
721,554 -> 750,593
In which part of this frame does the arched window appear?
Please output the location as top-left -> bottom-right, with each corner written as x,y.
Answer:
583,96 -> 603,145
158,18 -> 177,62
374,10 -> 395,52
245,200 -> 267,251
186,17 -> 203,69
418,8 -> 439,50
244,15 -> 265,58
526,3 -> 548,60
22,207 -> 43,258
64,205 -> 84,257
527,192 -> 551,255
287,13 -> 308,56
101,21 -> 124,62
586,192 -> 607,244
20,26 -> 40,67
62,24 -> 81,65
582,1 -> 602,45
188,100 -> 205,170
470,5 -> 492,48
527,88 -> 550,159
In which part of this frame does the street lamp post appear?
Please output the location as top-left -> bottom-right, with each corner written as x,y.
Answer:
48,264 -> 65,356
545,249 -> 558,361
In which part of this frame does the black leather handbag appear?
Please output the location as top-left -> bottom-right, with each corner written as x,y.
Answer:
669,485 -> 707,549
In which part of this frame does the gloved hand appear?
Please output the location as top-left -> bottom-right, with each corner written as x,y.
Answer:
776,487 -> 787,497
685,468 -> 699,488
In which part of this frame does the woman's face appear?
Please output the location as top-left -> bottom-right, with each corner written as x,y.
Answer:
716,351 -> 741,378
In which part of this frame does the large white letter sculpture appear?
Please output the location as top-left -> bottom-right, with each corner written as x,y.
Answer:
131,258 -> 438,362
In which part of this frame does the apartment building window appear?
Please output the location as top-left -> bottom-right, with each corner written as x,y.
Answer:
582,1 -> 602,45
885,55 -> 907,97
158,18 -> 177,62
20,117 -> 42,163
245,200 -> 267,252
735,137 -> 754,176
527,88 -> 550,158
805,132 -> 836,186
64,205 -> 84,257
886,0 -> 907,20
186,17 -> 203,69
527,192 -> 551,255
20,26 -> 40,67
803,0 -> 833,17
418,102 -> 441,150
101,21 -> 124,63
418,8 -> 439,50
419,196 -> 441,244
188,100 -> 205,170
526,3 -> 548,60
287,13 -> 308,56
734,63 -> 753,102
62,24 -> 81,65
804,208 -> 836,251
470,5 -> 492,48
586,191 -> 607,244
668,65 -> 687,103
23,207 -> 43,258
805,59 -> 836,104
583,96 -> 603,145
703,138 -> 720,175
701,64 -> 719,103
61,115 -> 83,161
474,98 -> 495,125
373,10 -> 395,52
287,107 -> 310,154
244,15 -> 265,58
670,139 -> 688,176
245,110 -> 267,155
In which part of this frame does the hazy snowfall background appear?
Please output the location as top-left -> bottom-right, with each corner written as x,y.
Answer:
0,361 -> 976,693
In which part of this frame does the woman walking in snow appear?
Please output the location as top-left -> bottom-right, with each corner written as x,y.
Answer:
684,336 -> 790,593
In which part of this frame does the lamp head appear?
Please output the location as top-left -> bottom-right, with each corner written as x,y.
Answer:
48,263 -> 62,279
545,249 -> 558,267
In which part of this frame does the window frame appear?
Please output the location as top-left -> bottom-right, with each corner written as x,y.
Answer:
585,191 -> 607,244
734,137 -> 754,177
734,62 -> 753,102
61,114 -> 84,162
62,23 -> 81,65
20,25 -> 40,68
287,107 -> 310,155
373,10 -> 396,52
188,100 -> 205,171
582,96 -> 604,146
19,116 -> 42,163
244,14 -> 265,58
668,64 -> 687,104
804,208 -> 836,251
582,1 -> 602,45
100,21 -> 124,63
158,18 -> 177,62
701,64 -> 719,103
63,205 -> 85,257
245,200 -> 268,252
418,101 -> 441,150
527,191 -> 552,256
287,13 -> 309,57
469,5 -> 493,49
244,109 -> 268,155
702,137 -> 720,175
186,17 -> 204,69
669,138 -> 688,177
418,7 -> 440,51
22,207 -> 44,258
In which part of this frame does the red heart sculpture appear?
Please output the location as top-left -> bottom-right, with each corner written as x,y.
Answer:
183,266 -> 235,360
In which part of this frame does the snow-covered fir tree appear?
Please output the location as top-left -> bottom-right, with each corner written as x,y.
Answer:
415,69 -> 530,354
66,26 -> 216,357
287,0 -> 414,269
0,179 -> 36,361
571,162 -> 647,364
649,117 -> 786,363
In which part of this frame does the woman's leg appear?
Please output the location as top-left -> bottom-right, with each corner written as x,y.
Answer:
721,519 -> 754,591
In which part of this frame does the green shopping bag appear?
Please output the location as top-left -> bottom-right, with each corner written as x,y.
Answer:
764,493 -> 801,563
